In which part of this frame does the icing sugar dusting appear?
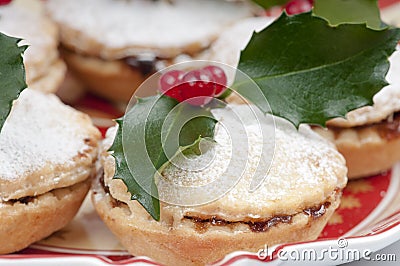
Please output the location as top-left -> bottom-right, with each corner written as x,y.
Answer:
0,89 -> 91,181
203,17 -> 274,85
159,105 -> 346,215
46,0 -> 255,59
206,17 -> 274,65
161,124 -> 233,187
0,1 -> 58,83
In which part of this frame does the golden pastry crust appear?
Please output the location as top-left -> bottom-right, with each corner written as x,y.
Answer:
0,180 -> 91,255
28,59 -> 66,94
0,0 -> 66,93
61,49 -> 154,102
92,175 -> 341,266
0,89 -> 101,200
314,121 -> 400,179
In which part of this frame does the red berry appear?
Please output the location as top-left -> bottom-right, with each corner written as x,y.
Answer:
0,0 -> 12,6
159,70 -> 185,102
180,70 -> 216,106
159,65 -> 228,106
285,0 -> 313,15
202,65 -> 227,96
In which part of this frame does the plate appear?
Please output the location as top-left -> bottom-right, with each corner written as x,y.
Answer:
0,164 -> 399,266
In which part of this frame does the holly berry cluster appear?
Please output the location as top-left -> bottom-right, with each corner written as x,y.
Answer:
159,65 -> 228,106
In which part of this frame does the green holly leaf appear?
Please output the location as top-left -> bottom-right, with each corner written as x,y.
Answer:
313,0 -> 384,30
0,32 -> 27,133
234,12 -> 400,127
110,95 -> 217,220
252,0 -> 288,9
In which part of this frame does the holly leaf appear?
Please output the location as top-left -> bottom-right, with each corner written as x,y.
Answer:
313,0 -> 384,30
0,32 -> 27,133
234,12 -> 400,127
110,95 -> 216,220
252,0 -> 288,9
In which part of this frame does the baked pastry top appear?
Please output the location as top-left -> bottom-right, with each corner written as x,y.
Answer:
46,0 -> 256,59
0,0 -> 65,93
0,89 -> 100,201
203,17 -> 274,84
101,105 -> 347,223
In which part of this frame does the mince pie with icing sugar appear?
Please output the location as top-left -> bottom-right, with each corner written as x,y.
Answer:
92,105 -> 347,266
0,0 -> 66,93
45,0 -> 257,102
0,89 -> 101,254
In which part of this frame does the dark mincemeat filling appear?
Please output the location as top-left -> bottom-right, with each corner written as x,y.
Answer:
124,56 -> 160,76
98,174 -> 127,208
185,201 -> 330,233
184,215 -> 292,234
99,173 -> 110,194
63,46 -> 161,77
303,202 -> 331,218
8,196 -> 35,205
98,173 -> 332,232
375,112 -> 400,140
